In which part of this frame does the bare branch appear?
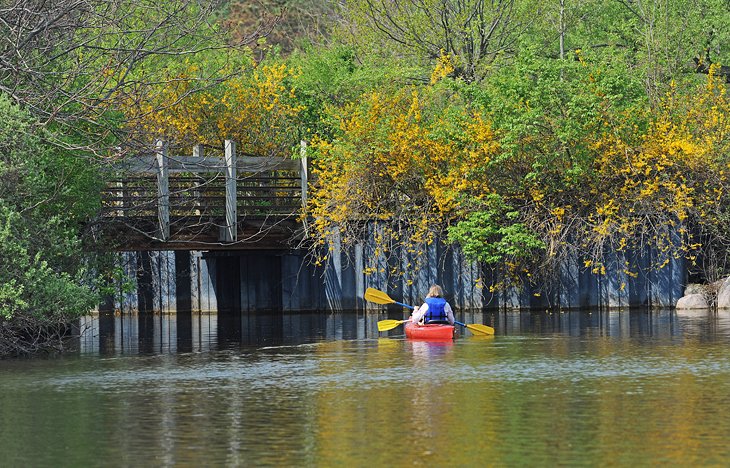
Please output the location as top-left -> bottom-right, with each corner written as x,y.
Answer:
346,0 -> 529,82
0,0 -> 275,155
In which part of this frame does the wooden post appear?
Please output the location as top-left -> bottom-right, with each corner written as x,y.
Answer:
192,144 -> 203,216
224,139 -> 237,242
300,140 -> 308,207
193,144 -> 203,158
112,146 -> 124,217
155,139 -> 170,241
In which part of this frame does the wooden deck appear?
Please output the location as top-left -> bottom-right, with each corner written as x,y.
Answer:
98,141 -> 307,250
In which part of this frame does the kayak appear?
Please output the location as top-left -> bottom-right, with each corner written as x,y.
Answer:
404,322 -> 455,340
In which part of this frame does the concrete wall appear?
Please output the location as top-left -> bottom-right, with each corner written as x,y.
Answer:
101,235 -> 686,314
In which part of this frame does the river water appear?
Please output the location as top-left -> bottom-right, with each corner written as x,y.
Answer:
2,309 -> 730,466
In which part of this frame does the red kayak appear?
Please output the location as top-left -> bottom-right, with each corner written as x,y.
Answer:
404,322 -> 455,340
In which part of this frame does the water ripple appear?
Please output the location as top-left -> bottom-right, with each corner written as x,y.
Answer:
42,349 -> 730,395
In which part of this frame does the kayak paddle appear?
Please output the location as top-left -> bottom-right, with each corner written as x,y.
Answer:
377,319 -> 410,332
454,320 -> 494,336
365,287 -> 494,335
365,288 -> 413,332
364,287 -> 415,309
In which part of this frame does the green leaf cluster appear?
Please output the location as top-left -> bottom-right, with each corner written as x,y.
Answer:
447,195 -> 545,265
0,94 -> 98,323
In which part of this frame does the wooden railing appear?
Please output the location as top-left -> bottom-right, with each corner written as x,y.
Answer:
99,140 -> 307,249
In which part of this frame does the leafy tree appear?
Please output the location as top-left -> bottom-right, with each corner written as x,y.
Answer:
519,0 -> 730,100
287,44 -> 410,139
339,0 -> 531,82
0,94 -> 99,356
0,0 -> 268,153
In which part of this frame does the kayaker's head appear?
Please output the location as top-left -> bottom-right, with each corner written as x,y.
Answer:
427,285 -> 444,298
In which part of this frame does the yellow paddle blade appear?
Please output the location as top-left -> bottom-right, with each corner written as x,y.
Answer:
364,287 -> 396,305
377,319 -> 409,332
466,323 -> 495,336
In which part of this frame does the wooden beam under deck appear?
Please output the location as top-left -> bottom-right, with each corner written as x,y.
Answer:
97,216 -> 303,251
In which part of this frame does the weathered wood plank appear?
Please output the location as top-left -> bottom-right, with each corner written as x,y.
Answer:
156,140 -> 170,240
224,140 -> 237,242
300,140 -> 308,206
107,155 -> 299,173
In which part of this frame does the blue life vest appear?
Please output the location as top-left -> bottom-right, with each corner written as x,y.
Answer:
424,297 -> 448,323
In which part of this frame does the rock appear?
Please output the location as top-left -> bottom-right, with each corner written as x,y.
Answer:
684,283 -> 705,296
675,293 -> 710,310
717,278 -> 730,309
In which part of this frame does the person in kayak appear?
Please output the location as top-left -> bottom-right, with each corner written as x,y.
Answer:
410,285 -> 455,325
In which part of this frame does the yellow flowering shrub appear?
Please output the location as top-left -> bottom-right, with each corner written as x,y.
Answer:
577,67 -> 730,274
124,60 -> 304,155
306,83 -> 501,272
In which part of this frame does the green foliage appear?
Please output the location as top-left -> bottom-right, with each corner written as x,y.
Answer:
447,52 -> 646,210
288,45 -> 416,140
0,94 -> 97,324
447,195 -> 545,265
0,204 -> 95,320
340,0 -> 527,82
335,0 -> 730,97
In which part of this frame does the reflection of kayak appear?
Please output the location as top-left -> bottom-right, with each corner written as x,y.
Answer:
404,322 -> 455,340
